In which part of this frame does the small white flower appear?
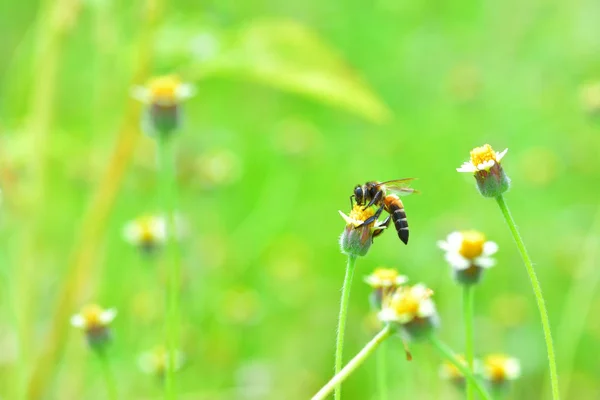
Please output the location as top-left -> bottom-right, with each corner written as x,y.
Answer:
123,215 -> 167,247
378,284 -> 436,324
480,354 -> 521,383
437,231 -> 498,270
364,268 -> 408,288
457,145 -> 508,173
70,305 -> 117,331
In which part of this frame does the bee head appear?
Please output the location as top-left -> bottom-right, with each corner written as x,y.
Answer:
354,185 -> 365,205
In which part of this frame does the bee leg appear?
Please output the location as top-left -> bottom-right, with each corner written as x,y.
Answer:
349,195 -> 355,209
372,215 -> 390,238
362,190 -> 383,210
359,204 -> 385,227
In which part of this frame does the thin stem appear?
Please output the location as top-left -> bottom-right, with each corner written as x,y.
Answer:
495,195 -> 559,400
314,325 -> 393,400
463,285 -> 475,400
157,135 -> 182,400
334,254 -> 357,400
376,341 -> 388,400
428,335 -> 492,400
96,349 -> 118,400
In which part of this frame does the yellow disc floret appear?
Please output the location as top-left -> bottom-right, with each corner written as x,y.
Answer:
470,144 -> 497,169
148,75 -> 182,104
483,354 -> 514,382
458,230 -> 486,259
81,304 -> 105,329
373,268 -> 399,284
390,286 -> 434,318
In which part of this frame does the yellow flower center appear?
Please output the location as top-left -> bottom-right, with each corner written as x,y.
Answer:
458,230 -> 486,259
138,217 -> 158,243
484,354 -> 511,381
348,205 -> 375,225
391,287 -> 433,317
81,304 -> 104,328
148,75 -> 181,103
470,144 -> 497,168
442,355 -> 467,379
373,268 -> 399,283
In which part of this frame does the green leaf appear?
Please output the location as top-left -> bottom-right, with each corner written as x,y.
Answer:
156,19 -> 391,123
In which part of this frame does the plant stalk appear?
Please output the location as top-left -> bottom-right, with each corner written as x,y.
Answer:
495,195 -> 559,399
334,254 -> 357,400
463,284 -> 475,400
376,341 -> 388,400
314,324 -> 393,400
96,349 -> 118,400
157,134 -> 182,400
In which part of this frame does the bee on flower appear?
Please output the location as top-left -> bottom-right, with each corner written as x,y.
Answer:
364,267 -> 409,309
131,75 -> 195,137
457,144 -> 510,197
71,304 -> 117,349
437,230 -> 498,285
439,354 -> 469,388
378,284 -> 438,340
480,354 -> 521,390
339,204 -> 387,257
138,346 -> 185,379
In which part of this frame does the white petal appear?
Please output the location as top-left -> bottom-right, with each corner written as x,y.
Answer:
131,86 -> 151,103
418,299 -> 436,318
475,256 -> 496,268
378,308 -> 399,323
70,315 -> 86,329
446,232 -> 463,249
100,309 -> 117,324
496,148 -> 508,162
445,253 -> 470,270
338,210 -> 361,227
395,275 -> 409,285
176,84 -> 196,101
437,240 -> 451,251
477,159 -> 495,171
483,241 -> 499,256
505,358 -> 521,379
457,162 -> 477,173
411,284 -> 428,297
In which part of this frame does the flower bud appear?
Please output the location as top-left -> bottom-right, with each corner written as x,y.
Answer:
338,205 -> 386,257
457,144 -> 510,198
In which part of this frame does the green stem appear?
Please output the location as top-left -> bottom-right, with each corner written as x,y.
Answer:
376,341 -> 388,400
463,285 -> 475,400
428,335 -> 492,400
334,254 -> 357,400
495,195 -> 559,400
315,325 -> 393,400
157,135 -> 182,400
96,349 -> 118,400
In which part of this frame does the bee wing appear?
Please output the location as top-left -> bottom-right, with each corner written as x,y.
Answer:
380,178 -> 419,196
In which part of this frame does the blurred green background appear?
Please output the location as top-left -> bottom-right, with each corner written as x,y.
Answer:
1,0 -> 600,399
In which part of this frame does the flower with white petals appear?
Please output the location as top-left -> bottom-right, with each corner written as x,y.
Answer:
365,268 -> 409,310
480,354 -> 521,386
139,346 -> 185,378
457,144 -> 511,197
131,75 -> 195,137
71,304 -> 117,348
378,284 -> 438,339
123,215 -> 167,253
440,355 -> 469,387
438,231 -> 498,285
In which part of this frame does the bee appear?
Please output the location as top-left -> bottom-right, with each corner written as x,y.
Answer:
351,179 -> 417,244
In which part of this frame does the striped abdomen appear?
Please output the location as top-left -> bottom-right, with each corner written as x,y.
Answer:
384,194 -> 409,244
